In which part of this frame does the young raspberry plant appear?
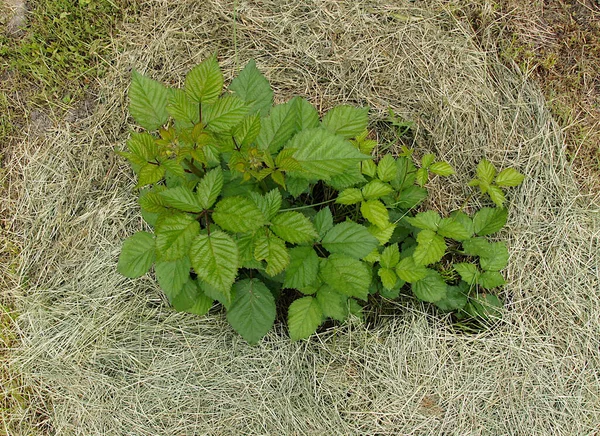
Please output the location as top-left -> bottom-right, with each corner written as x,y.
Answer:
117,56 -> 525,343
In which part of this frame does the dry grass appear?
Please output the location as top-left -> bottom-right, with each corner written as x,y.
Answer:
3,0 -> 600,434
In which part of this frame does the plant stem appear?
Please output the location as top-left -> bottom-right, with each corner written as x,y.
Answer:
279,198 -> 336,212
184,159 -> 204,178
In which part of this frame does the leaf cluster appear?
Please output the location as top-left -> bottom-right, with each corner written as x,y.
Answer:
118,57 -> 525,343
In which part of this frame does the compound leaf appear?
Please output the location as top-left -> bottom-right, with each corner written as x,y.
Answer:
322,221 -> 379,259
227,279 -> 276,344
189,231 -> 238,295
288,296 -> 323,341
129,70 -> 169,131
117,231 -> 156,278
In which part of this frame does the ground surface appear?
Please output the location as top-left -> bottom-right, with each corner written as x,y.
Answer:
1,0 -> 599,434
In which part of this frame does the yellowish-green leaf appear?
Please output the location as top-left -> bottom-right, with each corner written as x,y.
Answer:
360,200 -> 390,229
413,229 -> 446,265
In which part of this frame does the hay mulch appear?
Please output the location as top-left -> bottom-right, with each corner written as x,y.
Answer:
4,0 -> 600,434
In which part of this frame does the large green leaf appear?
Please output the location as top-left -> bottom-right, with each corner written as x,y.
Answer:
233,114 -> 262,147
203,95 -> 248,133
117,231 -> 155,278
411,270 -> 447,302
316,286 -> 347,322
321,221 -> 379,259
283,246 -> 320,289
159,186 -> 203,212
473,207 -> 508,236
155,256 -> 191,300
319,254 -> 371,301
270,212 -> 318,244
377,154 -> 397,182
454,262 -> 480,285
286,128 -> 370,180
437,217 -> 472,241
166,88 -> 199,127
360,200 -> 390,229
212,196 -> 267,233
313,207 -> 333,239
171,278 -> 213,316
362,180 -> 394,200
256,99 -> 298,154
226,279 -> 276,344
404,211 -> 441,231
413,229 -> 446,266
395,256 -> 428,283
321,105 -> 369,139
185,56 -> 223,104
479,242 -> 509,271
229,59 -> 273,117
129,70 -> 169,130
395,185 -> 428,209
254,233 -> 290,276
249,189 -> 282,221
287,296 -> 323,341
196,167 -> 223,210
155,213 -> 200,261
495,168 -> 525,187
189,231 -> 238,295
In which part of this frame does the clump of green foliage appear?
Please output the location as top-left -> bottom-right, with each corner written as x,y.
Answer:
117,56 -> 525,343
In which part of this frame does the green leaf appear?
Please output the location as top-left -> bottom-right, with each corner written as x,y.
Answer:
285,175 -> 311,197
404,211 -> 441,231
368,223 -> 396,245
495,168 -> 525,187
421,153 -> 436,169
479,242 -> 509,271
185,56 -> 223,104
476,159 -> 496,185
336,188 -> 363,205
256,99 -> 298,154
254,234 -> 290,276
170,278 -> 213,315
415,167 -> 428,187
167,88 -> 199,127
139,186 -> 168,214
284,246 -> 320,289
321,105 -> 369,139
434,285 -> 467,311
413,229 -> 446,266
327,164 -> 367,190
380,243 -> 400,268
465,293 -> 503,321
322,221 -> 379,259
395,185 -> 428,209
313,207 -> 333,239
126,132 -> 159,163
233,114 -> 262,147
411,270 -> 447,302
197,167 -> 223,210
360,200 -> 390,229
429,161 -> 455,176
159,186 -> 203,212
129,70 -> 169,130
454,262 -> 480,285
361,159 -> 377,178
137,163 -> 166,188
320,254 -> 371,301
391,156 -> 417,191
462,237 -> 493,258
378,267 -> 398,290
288,296 -> 323,340
203,95 -> 248,133
395,256 -> 428,283
316,286 -> 347,322
212,196 -> 267,233
250,189 -> 282,221
293,97 -> 320,131
437,217 -> 472,241
155,256 -> 191,300
362,180 -> 394,200
117,231 -> 156,278
478,271 -> 506,289
229,59 -> 273,117
473,207 -> 508,236
286,128 -> 370,180
199,279 -> 232,309
487,185 -> 506,207
155,213 -> 200,261
270,212 -> 318,244
189,231 -> 238,295
227,279 -> 276,344
160,159 -> 187,179
377,154 -> 397,182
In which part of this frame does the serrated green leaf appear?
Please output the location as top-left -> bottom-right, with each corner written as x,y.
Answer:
437,217 -> 472,241
413,229 -> 446,265
117,231 -> 156,278
270,212 -> 318,244
137,163 -> 166,188
465,293 -> 503,321
495,168 -> 525,187
473,207 -> 508,236
226,279 -> 276,344
254,234 -> 290,276
189,231 -> 238,295
404,211 -> 441,231
462,237 -> 493,257
127,132 -> 159,163
395,185 -> 428,209
322,221 -> 379,259
454,262 -> 480,285
155,213 -> 200,261
434,285 -> 467,311
360,200 -> 390,229
476,159 -> 496,185
380,243 -> 400,268
256,99 -> 298,154
411,270 -> 447,302
159,186 -> 203,212
429,161 -> 455,176
129,70 -> 169,130
286,128 -> 370,180
316,286 -> 347,322
368,223 -> 396,245
212,196 -> 267,233
139,186 -> 168,214
203,95 -> 248,133
478,271 -> 506,289
284,246 -> 320,289
487,185 -> 506,207
171,278 -> 214,315
415,167 -> 429,187
446,211 -> 474,238
479,242 -> 509,271
378,267 -> 398,290
155,256 -> 191,300
285,175 -> 311,197
185,56 -> 223,104
233,114 -> 262,147
320,254 -> 371,301
336,188 -> 363,205
377,154 -> 397,182
391,156 -> 417,191
361,159 -> 377,178
395,256 -> 428,283
362,180 -> 394,200
293,97 -> 320,131
288,296 -> 323,340
160,159 -> 186,179
327,163 -> 367,190
321,105 -> 369,139
250,189 -> 282,221
313,207 -> 333,239
196,167 -> 223,210
421,153 -> 436,169
167,88 -> 199,127
229,59 -> 273,117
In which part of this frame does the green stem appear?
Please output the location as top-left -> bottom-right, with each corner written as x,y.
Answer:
184,159 -> 204,179
279,198 -> 336,212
